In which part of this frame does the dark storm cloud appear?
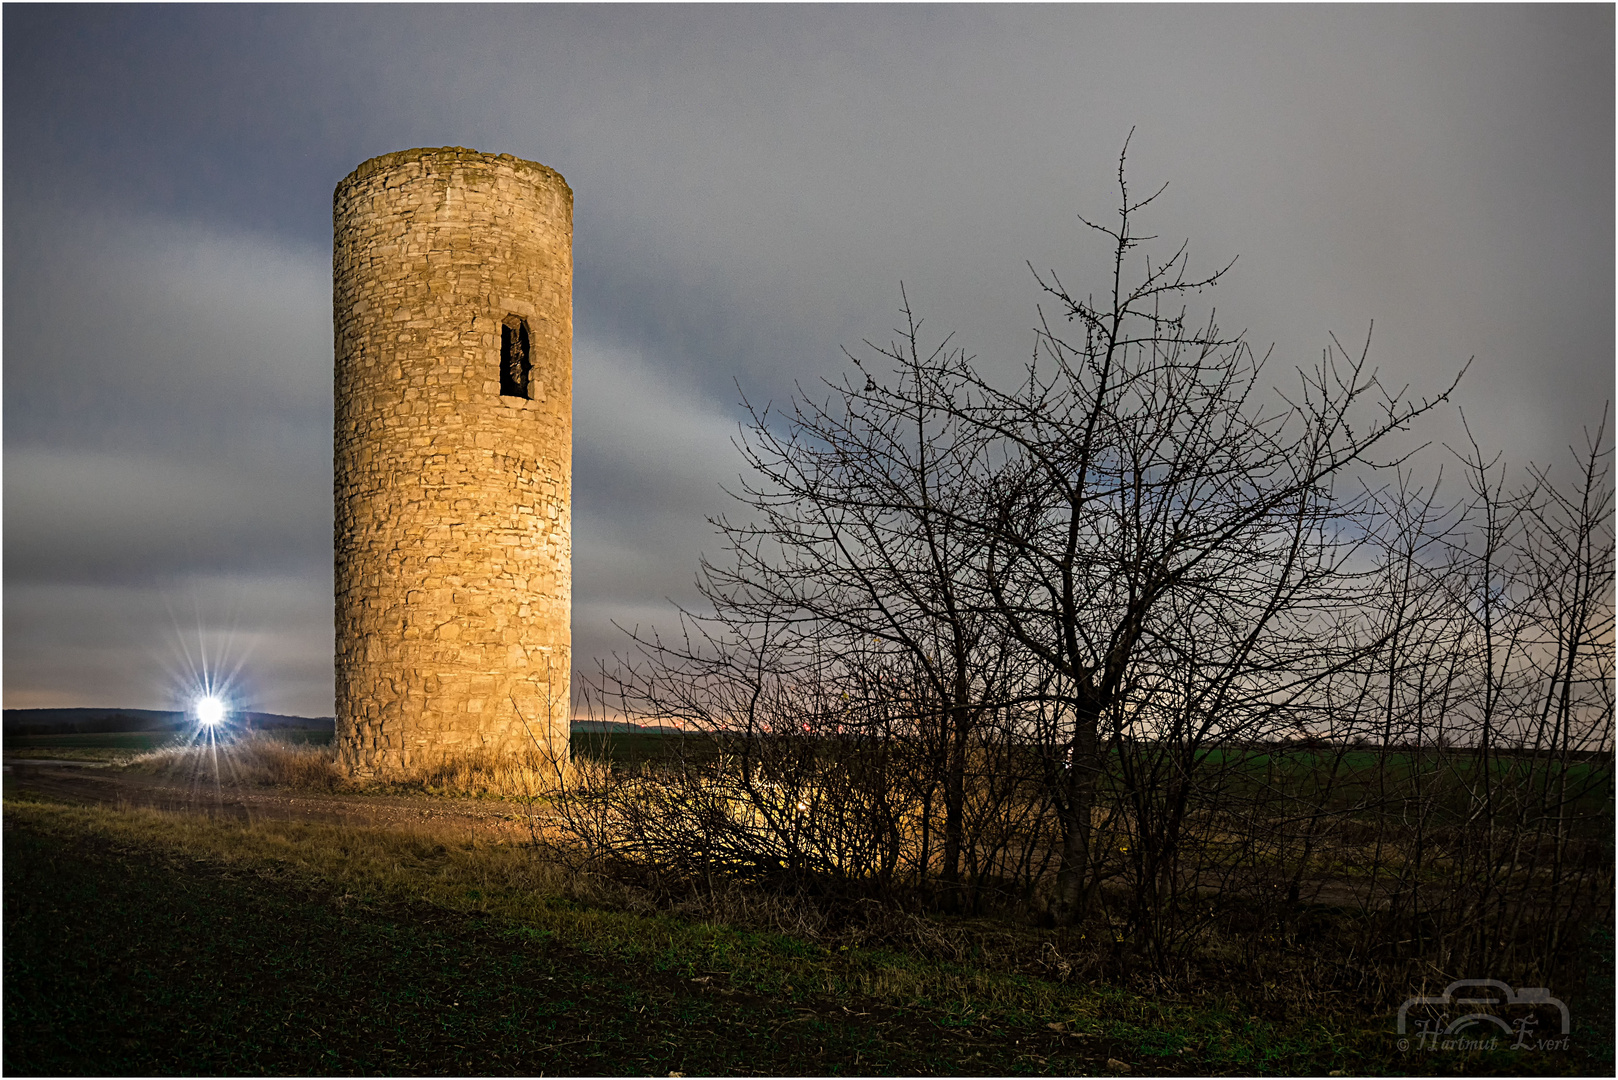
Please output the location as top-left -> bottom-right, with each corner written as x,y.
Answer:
4,4 -> 1611,715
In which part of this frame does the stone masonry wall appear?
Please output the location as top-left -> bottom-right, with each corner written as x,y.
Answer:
333,147 -> 571,779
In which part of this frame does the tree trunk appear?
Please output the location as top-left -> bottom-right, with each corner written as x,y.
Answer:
1053,706 -> 1100,923
941,702 -> 969,909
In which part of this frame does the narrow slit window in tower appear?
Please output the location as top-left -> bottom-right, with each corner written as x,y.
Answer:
500,316 -> 532,398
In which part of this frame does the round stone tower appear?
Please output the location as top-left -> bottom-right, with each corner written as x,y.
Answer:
332,147 -> 571,780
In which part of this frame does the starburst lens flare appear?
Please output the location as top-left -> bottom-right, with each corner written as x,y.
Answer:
195,695 -> 226,727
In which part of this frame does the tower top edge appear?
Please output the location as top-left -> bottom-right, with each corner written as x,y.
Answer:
336,147 -> 571,199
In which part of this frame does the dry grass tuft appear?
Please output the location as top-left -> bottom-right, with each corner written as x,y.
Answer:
127,732 -> 345,789
376,746 -> 594,800
123,733 -> 604,800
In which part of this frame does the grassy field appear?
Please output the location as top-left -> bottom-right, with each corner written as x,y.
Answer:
4,792 -> 1609,1076
1211,747 -> 1612,818
4,728 -> 336,753
7,726 -> 659,760
570,728 -> 711,767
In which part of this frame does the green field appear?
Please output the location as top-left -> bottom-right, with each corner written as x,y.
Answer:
4,794 -> 1609,1076
569,728 -> 708,767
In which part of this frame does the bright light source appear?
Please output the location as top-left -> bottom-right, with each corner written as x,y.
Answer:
196,696 -> 226,727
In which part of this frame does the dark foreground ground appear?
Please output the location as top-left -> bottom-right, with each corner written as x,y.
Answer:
3,759 -> 1610,1077
4,805 -> 1142,1076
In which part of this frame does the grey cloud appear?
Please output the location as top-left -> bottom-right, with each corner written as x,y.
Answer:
5,207 -> 331,452
4,207 -> 335,713
4,4 -> 1611,716
4,209 -> 333,591
572,337 -> 744,674
2,576 -> 332,715
574,338 -> 741,522
4,446 -> 326,585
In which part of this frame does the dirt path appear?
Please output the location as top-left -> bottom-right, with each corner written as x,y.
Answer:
2,755 -> 546,844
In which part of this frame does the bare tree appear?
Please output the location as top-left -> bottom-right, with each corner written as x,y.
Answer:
931,138 -> 1463,928
562,138 -> 1610,997
582,300 -> 1029,906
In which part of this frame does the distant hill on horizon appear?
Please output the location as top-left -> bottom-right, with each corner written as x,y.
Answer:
3,707 -> 335,736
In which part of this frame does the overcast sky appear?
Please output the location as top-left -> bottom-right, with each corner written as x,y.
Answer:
4,4 -> 1612,718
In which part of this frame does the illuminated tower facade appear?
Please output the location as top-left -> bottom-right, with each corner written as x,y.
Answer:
332,147 -> 572,779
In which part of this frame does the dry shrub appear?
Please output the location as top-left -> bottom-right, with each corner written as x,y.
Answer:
127,732 -> 344,790
250,736 -> 346,789
123,733 -> 604,799
547,739 -> 931,904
